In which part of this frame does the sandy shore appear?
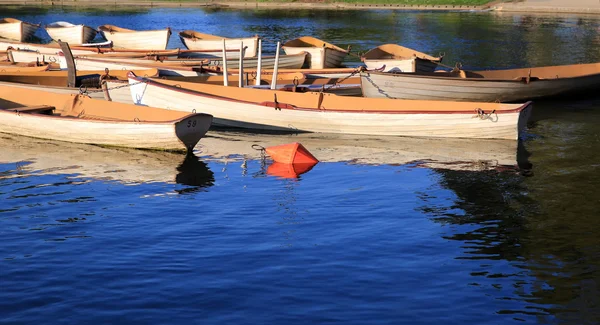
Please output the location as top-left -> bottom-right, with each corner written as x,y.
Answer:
492,0 -> 600,14
0,0 -> 599,14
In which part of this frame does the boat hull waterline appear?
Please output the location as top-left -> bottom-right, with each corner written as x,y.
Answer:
360,65 -> 600,102
127,72 -> 532,140
0,85 -> 213,151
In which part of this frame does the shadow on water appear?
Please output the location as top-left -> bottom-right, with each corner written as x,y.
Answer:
419,105 -> 600,322
174,153 -> 215,194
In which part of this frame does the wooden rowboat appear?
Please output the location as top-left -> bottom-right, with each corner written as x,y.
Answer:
179,30 -> 259,58
0,84 -> 212,152
67,52 -> 308,69
0,18 -> 40,42
126,72 -> 533,140
0,64 -> 159,103
0,62 -> 52,72
45,21 -> 97,45
7,48 -> 182,64
0,67 -> 158,87
165,72 -> 361,96
361,44 -> 442,73
5,47 -> 242,66
282,36 -> 349,69
360,62 -> 600,102
98,25 -> 171,50
59,52 -> 308,76
0,80 -> 130,103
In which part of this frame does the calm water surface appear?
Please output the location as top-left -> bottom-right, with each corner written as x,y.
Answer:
1,6 -> 600,325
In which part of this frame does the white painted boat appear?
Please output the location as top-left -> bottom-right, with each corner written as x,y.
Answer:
0,67 -> 158,104
198,51 -> 306,70
98,24 -> 171,50
0,80 -> 132,103
7,48 -> 188,64
0,18 -> 40,42
0,40 -> 114,61
0,63 -> 50,72
45,21 -> 97,45
58,52 -> 307,76
282,36 -> 348,69
7,48 -> 62,64
58,55 -> 207,76
127,72 -> 532,140
4,45 -> 238,66
78,51 -> 308,70
360,62 -> 600,102
361,44 -> 442,73
0,84 -> 212,152
179,30 -> 259,58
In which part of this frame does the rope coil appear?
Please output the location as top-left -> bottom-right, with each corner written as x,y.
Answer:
252,144 -> 267,161
473,108 -> 498,121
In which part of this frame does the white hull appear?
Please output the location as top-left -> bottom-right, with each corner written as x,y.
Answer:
0,21 -> 39,42
0,108 -> 210,151
364,57 -> 439,73
59,56 -> 202,77
45,24 -> 97,45
0,39 -> 229,60
0,81 -> 133,104
0,83 -> 213,151
128,75 -> 531,140
180,35 -> 259,58
1,41 -> 108,59
87,53 -> 306,70
283,46 -> 346,69
203,52 -> 307,70
360,71 -> 600,102
100,28 -> 171,50
60,53 -> 307,76
8,49 -> 61,64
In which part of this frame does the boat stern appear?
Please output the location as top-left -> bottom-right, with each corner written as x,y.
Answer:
517,101 -> 534,139
174,113 -> 213,152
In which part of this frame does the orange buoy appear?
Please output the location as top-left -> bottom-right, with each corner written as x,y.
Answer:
267,161 -> 317,179
264,142 -> 319,165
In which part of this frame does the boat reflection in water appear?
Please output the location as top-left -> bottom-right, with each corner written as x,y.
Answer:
196,131 -> 532,177
175,153 -> 215,193
0,130 -> 531,183
0,134 -> 214,191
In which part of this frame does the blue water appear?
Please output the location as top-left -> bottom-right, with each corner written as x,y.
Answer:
2,6 -> 600,325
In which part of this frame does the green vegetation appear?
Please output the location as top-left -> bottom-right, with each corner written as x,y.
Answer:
3,0 -> 494,7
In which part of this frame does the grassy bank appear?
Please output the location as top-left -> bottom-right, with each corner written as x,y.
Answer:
253,0 -> 489,4
185,0 -> 493,5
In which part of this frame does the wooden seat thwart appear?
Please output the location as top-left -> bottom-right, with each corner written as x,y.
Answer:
5,105 -> 55,114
